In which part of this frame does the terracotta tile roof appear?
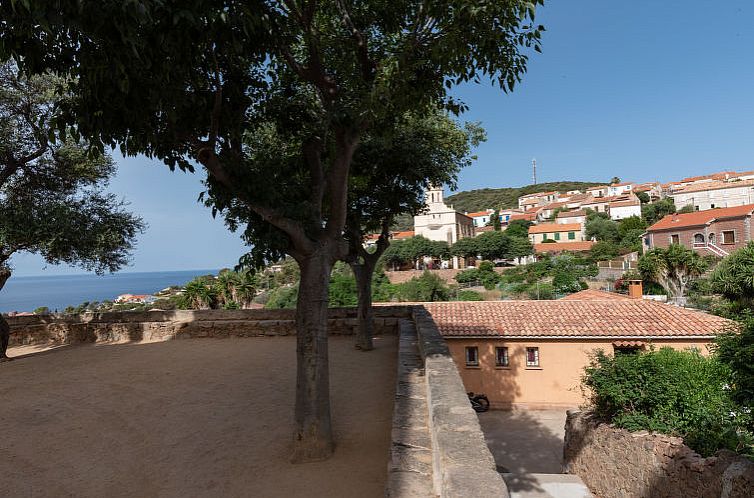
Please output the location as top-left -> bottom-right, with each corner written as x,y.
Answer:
671,179 -> 754,194
557,209 -> 587,218
609,199 -> 641,208
586,185 -> 608,191
421,301 -> 733,338
679,171 -> 737,183
475,225 -> 494,233
559,289 -> 633,301
529,223 -> 581,234
510,212 -> 536,221
533,241 -> 595,253
610,182 -> 632,187
393,230 -> 415,239
467,210 -> 492,218
647,204 -> 754,231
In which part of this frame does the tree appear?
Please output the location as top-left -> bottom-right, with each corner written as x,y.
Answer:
585,215 -> 620,243
714,318 -> 754,440
589,241 -> 620,262
475,231 -> 510,261
0,63 -> 144,361
506,219 -> 532,239
636,191 -> 650,204
638,245 -> 709,300
343,113 -> 483,350
710,242 -> 754,309
507,236 -> 534,262
610,177 -> 621,185
2,1 -> 543,461
491,209 -> 502,231
451,237 -> 480,259
642,198 -> 676,225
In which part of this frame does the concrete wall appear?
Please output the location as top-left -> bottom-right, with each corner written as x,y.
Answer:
6,307 -> 412,347
564,411 -> 754,498
447,339 -> 714,409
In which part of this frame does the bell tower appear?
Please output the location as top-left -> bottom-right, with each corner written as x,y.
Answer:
426,184 -> 445,209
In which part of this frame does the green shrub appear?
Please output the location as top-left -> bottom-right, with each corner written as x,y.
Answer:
265,286 -> 299,309
455,290 -> 484,301
526,282 -> 555,300
396,271 -> 449,302
583,347 -> 748,456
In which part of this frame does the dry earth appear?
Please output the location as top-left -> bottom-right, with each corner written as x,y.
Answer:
0,335 -> 397,498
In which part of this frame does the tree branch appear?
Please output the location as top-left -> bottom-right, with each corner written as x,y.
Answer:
325,128 -> 359,238
335,0 -> 376,82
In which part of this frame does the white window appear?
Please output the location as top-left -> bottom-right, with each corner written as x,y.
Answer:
465,346 -> 479,367
495,347 -> 509,367
526,347 -> 540,367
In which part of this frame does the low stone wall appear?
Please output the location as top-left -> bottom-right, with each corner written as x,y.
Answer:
564,411 -> 754,498
6,307 -> 412,346
412,307 -> 509,497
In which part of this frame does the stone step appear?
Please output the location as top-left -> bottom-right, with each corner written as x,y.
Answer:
503,473 -> 593,498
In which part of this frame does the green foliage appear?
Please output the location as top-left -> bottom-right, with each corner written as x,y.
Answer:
454,290 -> 484,301
33,306 -> 50,315
505,219 -> 532,239
585,215 -> 620,243
610,177 -> 621,185
636,191 -> 650,204
583,347 -> 748,457
678,204 -> 696,214
642,198 -> 676,225
446,182 -> 603,213
475,231 -> 509,260
507,236 -> 534,259
589,241 -> 620,262
328,266 -> 358,307
455,260 -> 501,290
491,209 -> 501,231
397,271 -> 449,302
526,282 -> 555,300
265,286 -> 299,309
639,245 -> 709,299
0,63 -> 144,280
714,319 -> 754,441
710,241 -> 754,309
450,237 -> 480,258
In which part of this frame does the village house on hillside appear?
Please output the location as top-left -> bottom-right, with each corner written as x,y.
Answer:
668,179 -> 754,212
423,291 -> 733,409
644,204 -> 754,257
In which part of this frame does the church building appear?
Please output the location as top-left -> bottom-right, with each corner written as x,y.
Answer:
413,185 -> 475,269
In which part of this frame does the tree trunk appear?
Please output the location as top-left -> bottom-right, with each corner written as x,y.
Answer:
350,261 -> 374,351
0,266 -> 11,360
291,248 -> 335,463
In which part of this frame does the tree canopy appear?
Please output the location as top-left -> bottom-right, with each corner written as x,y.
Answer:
638,244 -> 709,300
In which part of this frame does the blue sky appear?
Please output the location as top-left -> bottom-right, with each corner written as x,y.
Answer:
11,0 -> 754,276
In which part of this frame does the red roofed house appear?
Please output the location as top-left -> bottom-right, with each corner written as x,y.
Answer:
422,297 -> 733,409
644,204 -> 754,257
466,209 -> 494,228
528,222 -> 584,244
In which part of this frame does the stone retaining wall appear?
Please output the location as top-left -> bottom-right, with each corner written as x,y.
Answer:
412,307 -> 509,497
6,307 -> 412,346
564,410 -> 754,498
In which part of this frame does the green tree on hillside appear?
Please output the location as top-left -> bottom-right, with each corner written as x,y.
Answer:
642,198 -> 676,225
492,209 -> 502,231
710,242 -> 754,310
2,0 -> 543,460
0,63 -> 144,361
506,219 -> 533,239
638,245 -> 709,300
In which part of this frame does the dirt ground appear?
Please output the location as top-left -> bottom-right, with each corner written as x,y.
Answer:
0,335 -> 397,498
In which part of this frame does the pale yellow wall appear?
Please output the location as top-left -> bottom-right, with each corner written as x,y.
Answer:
448,338 -> 713,410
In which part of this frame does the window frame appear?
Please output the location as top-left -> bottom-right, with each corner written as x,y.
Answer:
670,234 -> 680,245
465,346 -> 479,367
722,230 -> 735,245
525,347 -> 540,368
495,346 -> 509,368
568,231 -> 575,240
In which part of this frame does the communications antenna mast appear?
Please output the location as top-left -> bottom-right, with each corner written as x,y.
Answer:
532,158 -> 537,185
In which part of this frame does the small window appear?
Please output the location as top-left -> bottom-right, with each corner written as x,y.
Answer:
722,230 -> 735,244
554,232 -> 560,241
568,231 -> 575,240
613,346 -> 641,355
495,347 -> 509,367
693,233 -> 705,244
541,233 -> 547,240
670,234 -> 680,245
465,346 -> 479,367
710,204 -> 715,209
526,347 -> 540,367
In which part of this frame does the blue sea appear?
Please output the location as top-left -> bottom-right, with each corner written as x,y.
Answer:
0,269 -> 218,313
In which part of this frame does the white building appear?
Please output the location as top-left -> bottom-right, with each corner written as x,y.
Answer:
466,209 -> 494,227
668,179 -> 754,211
609,197 -> 642,220
414,185 -> 475,268
607,183 -> 633,197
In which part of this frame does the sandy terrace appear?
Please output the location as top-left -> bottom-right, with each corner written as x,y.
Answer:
0,335 -> 397,498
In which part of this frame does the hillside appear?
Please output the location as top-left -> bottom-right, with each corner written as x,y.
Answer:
391,181 -> 604,230
445,181 -> 604,213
